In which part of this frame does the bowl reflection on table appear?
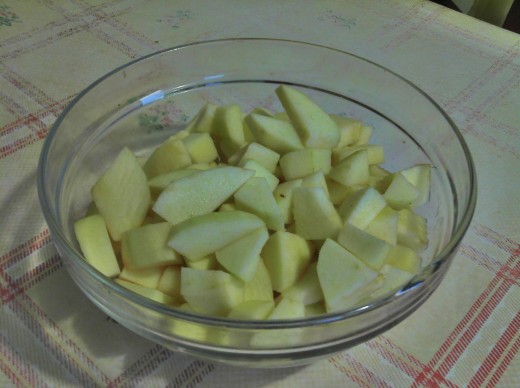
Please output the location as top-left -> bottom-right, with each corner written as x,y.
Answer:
37,38 -> 477,368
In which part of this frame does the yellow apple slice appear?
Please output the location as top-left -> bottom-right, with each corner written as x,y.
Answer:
337,222 -> 391,270
185,103 -> 217,133
317,239 -> 378,312
215,227 -> 269,282
143,138 -> 192,178
293,187 -> 342,240
273,178 -> 303,224
283,262 -> 324,305
74,214 -> 121,278
243,259 -> 274,302
212,104 -> 246,158
180,268 -> 244,316
330,115 -> 362,148
244,113 -> 303,154
276,85 -> 340,149
92,147 -> 151,241
119,265 -> 164,289
152,166 -> 254,225
121,222 -> 182,269
261,231 -> 314,292
228,300 -> 275,320
115,278 -> 175,305
182,132 -> 219,164
328,149 -> 370,187
279,148 -> 332,180
338,187 -> 387,229
167,210 -> 265,261
234,178 -> 284,231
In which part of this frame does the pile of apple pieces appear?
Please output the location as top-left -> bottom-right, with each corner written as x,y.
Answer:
74,85 -> 430,321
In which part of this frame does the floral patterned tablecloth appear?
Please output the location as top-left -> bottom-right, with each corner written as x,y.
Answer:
1,1 -> 519,386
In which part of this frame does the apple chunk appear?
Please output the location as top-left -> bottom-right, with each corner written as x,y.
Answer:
261,231 -> 313,292
276,85 -> 340,149
215,227 -> 269,282
317,239 -> 378,312
167,210 -> 265,261
180,268 -> 244,316
92,147 -> 151,241
152,166 -> 254,225
292,187 -> 342,240
121,222 -> 182,269
74,214 -> 120,278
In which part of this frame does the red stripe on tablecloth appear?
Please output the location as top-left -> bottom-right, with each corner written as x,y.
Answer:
167,359 -> 215,388
367,336 -> 457,387
0,361 -> 24,387
468,311 -> 520,387
107,345 -> 173,387
0,133 -> 38,159
0,334 -> 49,388
1,67 -> 56,109
329,352 -> 392,388
0,230 -> 50,267
414,246 -> 519,385
474,224 -> 519,255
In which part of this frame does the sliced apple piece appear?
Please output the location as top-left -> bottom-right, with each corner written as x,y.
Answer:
152,166 -> 254,225
115,278 -> 175,305
276,85 -> 340,149
74,214 -> 121,278
167,210 -> 265,261
301,170 -> 329,196
185,254 -> 219,270
119,265 -> 164,289
180,268 -> 244,316
212,104 -> 246,158
293,187 -> 342,240
147,169 -> 198,194
330,115 -> 362,148
273,178 -> 303,224
332,144 -> 384,166
92,147 -> 151,241
157,265 -> 183,299
338,187 -> 387,229
381,172 -> 419,210
397,208 -> 429,251
228,300 -> 275,320
337,222 -> 391,270
268,297 -> 306,320
364,206 -> 399,245
182,132 -> 218,164
184,103 -> 217,133
261,231 -> 314,292
143,138 -> 192,178
400,164 -> 431,207
215,227 -> 269,282
239,159 -> 279,191
244,113 -> 303,154
283,262 -> 323,305
279,148 -> 331,180
228,142 -> 280,173
317,239 -> 378,312
328,149 -> 370,187
121,222 -> 182,269
386,244 -> 422,274
233,178 -> 284,231
243,259 -> 274,302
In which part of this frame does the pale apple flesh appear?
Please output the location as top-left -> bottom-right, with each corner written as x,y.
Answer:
75,85 -> 431,322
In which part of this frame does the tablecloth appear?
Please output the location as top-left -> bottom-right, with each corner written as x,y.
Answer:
1,0 -> 519,386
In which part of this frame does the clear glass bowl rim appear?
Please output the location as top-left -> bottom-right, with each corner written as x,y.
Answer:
37,37 -> 478,330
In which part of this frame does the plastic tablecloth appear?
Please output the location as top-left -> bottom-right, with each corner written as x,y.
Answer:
1,1 -> 519,386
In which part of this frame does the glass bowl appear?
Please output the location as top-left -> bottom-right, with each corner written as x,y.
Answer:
37,38 -> 477,368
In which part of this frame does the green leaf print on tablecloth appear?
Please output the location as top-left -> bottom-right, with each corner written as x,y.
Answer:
157,10 -> 192,29
0,5 -> 20,26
